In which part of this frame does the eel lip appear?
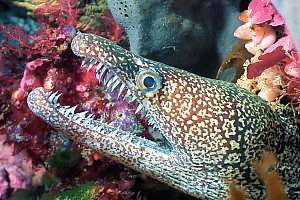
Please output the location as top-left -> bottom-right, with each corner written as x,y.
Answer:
27,87 -> 47,115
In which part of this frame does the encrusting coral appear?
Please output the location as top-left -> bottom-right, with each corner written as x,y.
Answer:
0,0 -> 138,199
0,135 -> 46,199
234,0 -> 300,108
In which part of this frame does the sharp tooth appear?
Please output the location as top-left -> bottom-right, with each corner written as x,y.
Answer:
53,93 -> 62,104
86,59 -> 97,72
65,105 -> 78,116
74,116 -> 83,123
45,91 -> 52,97
48,91 -> 59,103
145,112 -> 152,119
82,117 -> 92,126
104,73 -> 114,85
59,105 -> 70,113
110,79 -> 120,92
135,103 -> 144,114
81,58 -> 89,68
98,67 -> 108,82
76,111 -> 88,119
124,90 -> 131,99
118,83 -> 126,98
95,63 -> 104,73
128,95 -> 137,103
95,71 -> 101,80
140,110 -> 147,118
105,75 -> 118,90
87,114 -> 95,120
148,119 -> 153,125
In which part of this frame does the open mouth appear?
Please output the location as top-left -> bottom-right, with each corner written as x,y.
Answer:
81,57 -> 135,102
28,55 -> 172,153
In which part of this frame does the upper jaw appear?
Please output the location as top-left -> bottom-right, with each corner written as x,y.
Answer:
71,32 -> 164,131
71,32 -> 131,68
71,32 -> 184,154
71,32 -> 150,104
79,55 -> 174,148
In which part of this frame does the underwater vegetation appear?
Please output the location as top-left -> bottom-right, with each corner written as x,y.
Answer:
0,134 -> 37,199
235,0 -> 300,106
0,0 -> 299,199
0,0 -> 138,199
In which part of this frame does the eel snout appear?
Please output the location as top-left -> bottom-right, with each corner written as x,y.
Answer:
71,32 -> 125,68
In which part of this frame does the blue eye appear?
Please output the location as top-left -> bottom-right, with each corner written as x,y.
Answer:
136,69 -> 162,96
143,76 -> 156,89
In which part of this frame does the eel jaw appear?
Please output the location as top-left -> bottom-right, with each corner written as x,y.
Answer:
27,83 -> 173,153
27,86 -> 188,171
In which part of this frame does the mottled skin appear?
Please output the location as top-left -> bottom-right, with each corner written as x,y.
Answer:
27,33 -> 300,199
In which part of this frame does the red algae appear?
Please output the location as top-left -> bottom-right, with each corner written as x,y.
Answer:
235,0 -> 300,108
248,0 -> 284,26
0,0 -> 139,199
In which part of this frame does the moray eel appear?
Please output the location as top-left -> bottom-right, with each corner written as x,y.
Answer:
27,33 -> 300,199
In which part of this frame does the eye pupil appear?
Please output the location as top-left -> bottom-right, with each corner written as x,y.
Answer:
143,76 -> 156,88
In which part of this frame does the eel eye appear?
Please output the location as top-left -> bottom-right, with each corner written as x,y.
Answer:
143,76 -> 156,89
136,69 -> 162,96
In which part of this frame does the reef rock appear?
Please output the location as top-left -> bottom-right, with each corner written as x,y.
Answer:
107,0 -> 243,78
0,135 -> 33,199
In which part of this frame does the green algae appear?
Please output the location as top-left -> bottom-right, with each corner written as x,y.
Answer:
46,148 -> 81,171
77,0 -> 107,31
41,183 -> 100,200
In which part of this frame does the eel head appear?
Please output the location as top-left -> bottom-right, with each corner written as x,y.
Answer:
27,32 -> 277,199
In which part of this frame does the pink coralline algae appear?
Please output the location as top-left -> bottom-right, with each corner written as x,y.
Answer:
248,0 -> 284,26
0,135 -> 34,199
234,0 -> 300,107
0,0 -> 142,199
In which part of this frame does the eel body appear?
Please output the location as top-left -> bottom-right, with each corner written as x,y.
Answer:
27,33 -> 300,199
